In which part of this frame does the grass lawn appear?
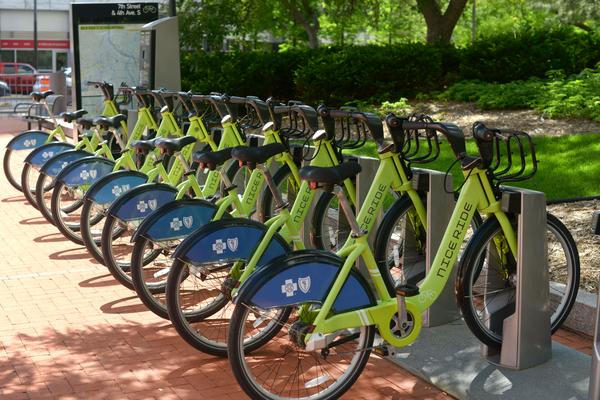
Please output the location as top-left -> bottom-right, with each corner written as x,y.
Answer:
344,133 -> 600,201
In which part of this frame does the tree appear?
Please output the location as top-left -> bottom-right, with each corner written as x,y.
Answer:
280,0 -> 322,48
415,0 -> 469,43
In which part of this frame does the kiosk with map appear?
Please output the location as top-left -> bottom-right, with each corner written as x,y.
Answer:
70,2 -> 159,114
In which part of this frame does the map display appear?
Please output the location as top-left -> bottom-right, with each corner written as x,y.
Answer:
70,2 -> 158,111
78,24 -> 142,115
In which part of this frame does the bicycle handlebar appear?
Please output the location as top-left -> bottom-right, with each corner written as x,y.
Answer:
85,81 -> 114,101
318,105 -> 384,150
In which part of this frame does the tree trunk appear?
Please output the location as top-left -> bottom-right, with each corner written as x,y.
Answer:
282,0 -> 320,48
416,0 -> 469,43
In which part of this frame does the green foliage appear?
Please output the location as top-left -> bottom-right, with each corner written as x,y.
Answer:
347,134 -> 600,201
180,27 -> 600,108
534,67 -> 600,120
181,49 -> 307,100
459,27 -> 600,82
292,43 -> 459,104
438,79 -> 544,109
441,65 -> 600,121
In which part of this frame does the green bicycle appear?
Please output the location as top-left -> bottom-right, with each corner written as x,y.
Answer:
12,82 -> 125,198
226,117 -> 579,400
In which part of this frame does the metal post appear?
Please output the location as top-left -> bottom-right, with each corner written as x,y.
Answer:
420,169 -> 460,327
483,188 -> 552,369
33,0 -> 38,70
589,211 -> 600,399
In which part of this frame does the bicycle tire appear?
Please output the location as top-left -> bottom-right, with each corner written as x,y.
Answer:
130,163 -> 293,320
50,180 -> 95,245
456,212 -> 579,348
35,172 -> 57,224
4,148 -> 25,191
373,195 -> 483,286
228,302 -> 374,400
20,162 -> 39,209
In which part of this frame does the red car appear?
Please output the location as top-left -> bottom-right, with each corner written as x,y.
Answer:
0,62 -> 38,95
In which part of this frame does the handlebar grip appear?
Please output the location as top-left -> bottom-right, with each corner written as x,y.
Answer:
385,114 -> 405,151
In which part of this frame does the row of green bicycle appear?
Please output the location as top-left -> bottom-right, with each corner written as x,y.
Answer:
5,82 -> 580,400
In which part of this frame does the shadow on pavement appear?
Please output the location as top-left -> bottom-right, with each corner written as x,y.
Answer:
33,232 -> 68,243
19,216 -> 49,225
100,295 -> 148,314
79,273 -> 120,288
49,246 -> 94,261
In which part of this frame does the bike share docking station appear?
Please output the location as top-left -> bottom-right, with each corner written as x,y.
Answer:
481,187 -> 552,370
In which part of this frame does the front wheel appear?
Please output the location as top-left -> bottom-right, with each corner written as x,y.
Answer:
456,212 -> 579,349
228,302 -> 375,400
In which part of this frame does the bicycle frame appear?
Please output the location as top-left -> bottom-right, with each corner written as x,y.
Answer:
226,136 -> 357,288
306,161 -> 518,349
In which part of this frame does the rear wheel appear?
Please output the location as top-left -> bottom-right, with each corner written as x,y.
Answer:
51,181 -> 100,245
21,162 -> 40,208
228,302 -> 375,400
4,148 -> 29,191
101,214 -> 161,289
131,236 -> 181,318
35,172 -> 57,224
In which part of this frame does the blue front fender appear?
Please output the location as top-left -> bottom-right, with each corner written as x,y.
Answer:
84,170 -> 148,206
24,142 -> 75,168
106,183 -> 178,222
131,199 -> 219,242
172,218 -> 291,267
235,250 -> 376,314
7,130 -> 51,150
55,156 -> 115,187
39,150 -> 93,178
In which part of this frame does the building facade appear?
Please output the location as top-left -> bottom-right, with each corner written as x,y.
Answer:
0,0 -> 157,72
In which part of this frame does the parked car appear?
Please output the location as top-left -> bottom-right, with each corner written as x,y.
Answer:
0,80 -> 11,96
0,62 -> 37,95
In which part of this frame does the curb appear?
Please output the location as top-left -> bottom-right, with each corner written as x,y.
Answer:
557,282 -> 597,336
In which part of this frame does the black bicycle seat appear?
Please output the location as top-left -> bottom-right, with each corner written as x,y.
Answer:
193,147 -> 235,171
93,114 -> 127,130
60,109 -> 88,123
154,136 -> 197,155
131,138 -> 157,154
76,117 -> 94,130
300,162 -> 362,186
232,143 -> 287,168
30,90 -> 54,101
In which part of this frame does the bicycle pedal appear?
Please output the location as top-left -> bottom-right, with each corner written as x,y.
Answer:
395,283 -> 419,297
373,345 -> 396,357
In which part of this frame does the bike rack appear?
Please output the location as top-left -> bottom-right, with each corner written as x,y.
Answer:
411,168 -> 461,327
481,187 -> 552,370
589,211 -> 600,399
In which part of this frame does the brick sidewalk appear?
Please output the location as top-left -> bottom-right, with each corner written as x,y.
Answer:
0,130 -> 452,399
0,131 -> 592,400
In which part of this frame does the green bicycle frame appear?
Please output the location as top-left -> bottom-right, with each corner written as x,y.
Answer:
229,135 -> 357,288
306,156 -> 517,349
